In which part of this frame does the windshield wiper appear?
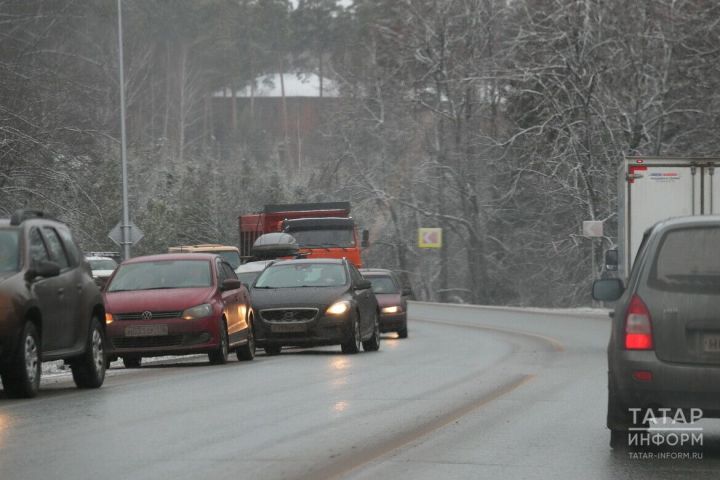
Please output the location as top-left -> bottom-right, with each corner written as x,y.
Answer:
253,286 -> 275,289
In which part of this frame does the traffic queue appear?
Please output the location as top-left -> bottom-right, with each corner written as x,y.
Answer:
0,208 -> 411,398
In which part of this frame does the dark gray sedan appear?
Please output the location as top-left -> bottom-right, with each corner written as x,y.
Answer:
593,215 -> 720,449
251,258 -> 380,355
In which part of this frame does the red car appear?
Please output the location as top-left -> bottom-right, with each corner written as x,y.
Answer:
104,253 -> 255,367
360,268 -> 412,338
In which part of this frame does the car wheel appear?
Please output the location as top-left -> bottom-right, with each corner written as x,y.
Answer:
362,312 -> 381,352
607,373 -> 637,449
264,345 -> 282,356
609,429 -> 629,450
236,317 -> 256,362
122,356 -> 142,368
397,325 -> 408,339
341,314 -> 361,354
71,317 -> 106,389
1,322 -> 41,398
209,319 -> 229,365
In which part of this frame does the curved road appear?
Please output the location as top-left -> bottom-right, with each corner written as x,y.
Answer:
1,302 -> 719,479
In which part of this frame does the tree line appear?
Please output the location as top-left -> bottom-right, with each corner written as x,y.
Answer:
1,0 -> 718,306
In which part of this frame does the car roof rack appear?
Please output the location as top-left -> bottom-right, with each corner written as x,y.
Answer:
10,209 -> 52,226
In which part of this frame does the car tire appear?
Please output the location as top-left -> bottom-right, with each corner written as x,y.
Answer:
122,356 -> 142,369
607,373 -> 637,449
1,322 -> 41,398
208,319 -> 229,365
236,317 -> 256,362
341,314 -> 362,354
397,325 -> 408,339
71,317 -> 106,389
609,429 -> 629,450
362,312 -> 381,352
264,345 -> 282,356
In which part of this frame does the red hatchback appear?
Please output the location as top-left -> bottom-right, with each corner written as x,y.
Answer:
104,253 -> 255,367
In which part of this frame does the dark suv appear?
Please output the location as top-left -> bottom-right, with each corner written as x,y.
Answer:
0,210 -> 106,398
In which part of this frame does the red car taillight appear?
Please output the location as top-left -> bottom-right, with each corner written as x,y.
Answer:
624,295 -> 653,350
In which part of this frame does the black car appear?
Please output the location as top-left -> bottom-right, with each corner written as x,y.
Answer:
0,210 -> 106,398
251,258 -> 380,355
593,216 -> 720,448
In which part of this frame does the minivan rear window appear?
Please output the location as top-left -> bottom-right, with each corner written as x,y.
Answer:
649,226 -> 720,293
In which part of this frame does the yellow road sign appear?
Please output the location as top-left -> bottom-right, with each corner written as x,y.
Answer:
418,228 -> 442,248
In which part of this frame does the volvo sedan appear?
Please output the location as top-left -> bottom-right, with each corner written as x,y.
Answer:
104,253 -> 255,367
251,259 -> 380,355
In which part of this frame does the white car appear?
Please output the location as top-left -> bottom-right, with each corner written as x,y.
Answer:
85,256 -> 118,287
235,260 -> 275,286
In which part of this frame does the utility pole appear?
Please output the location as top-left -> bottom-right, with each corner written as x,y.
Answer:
117,0 -> 131,260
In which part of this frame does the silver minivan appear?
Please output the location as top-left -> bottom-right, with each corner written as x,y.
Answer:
593,216 -> 720,448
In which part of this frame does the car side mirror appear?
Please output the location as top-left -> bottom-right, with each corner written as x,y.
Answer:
221,278 -> 242,291
26,260 -> 61,281
361,229 -> 370,248
402,287 -> 413,297
605,249 -> 618,272
355,279 -> 371,290
592,278 -> 624,302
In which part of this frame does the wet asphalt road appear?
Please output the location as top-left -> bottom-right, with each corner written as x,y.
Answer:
2,302 -> 720,479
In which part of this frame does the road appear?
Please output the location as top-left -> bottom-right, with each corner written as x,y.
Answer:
1,302 -> 720,479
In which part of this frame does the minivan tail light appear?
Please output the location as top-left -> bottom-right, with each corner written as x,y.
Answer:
625,295 -> 653,350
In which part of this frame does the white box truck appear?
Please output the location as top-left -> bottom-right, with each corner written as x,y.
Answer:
616,156 -> 720,277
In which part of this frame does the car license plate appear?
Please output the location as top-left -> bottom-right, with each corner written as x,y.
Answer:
703,335 -> 720,352
125,325 -> 168,337
271,323 -> 307,333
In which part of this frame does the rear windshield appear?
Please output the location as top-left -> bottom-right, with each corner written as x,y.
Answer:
217,251 -> 241,269
0,229 -> 20,273
88,258 -> 118,271
107,260 -> 212,292
649,226 -> 720,294
366,275 -> 399,294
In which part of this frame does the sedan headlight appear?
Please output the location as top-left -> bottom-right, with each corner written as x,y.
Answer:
182,303 -> 213,320
105,313 -> 114,325
326,301 -> 350,315
381,306 -> 401,314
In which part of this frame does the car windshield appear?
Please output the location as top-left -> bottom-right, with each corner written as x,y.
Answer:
107,260 -> 212,292
237,271 -> 260,286
88,258 -> 117,271
366,275 -> 399,294
0,229 -> 20,273
286,228 -> 355,248
649,226 -> 720,293
216,251 -> 241,269
255,263 -> 347,288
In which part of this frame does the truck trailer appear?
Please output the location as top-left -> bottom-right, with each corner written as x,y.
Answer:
617,156 -> 720,277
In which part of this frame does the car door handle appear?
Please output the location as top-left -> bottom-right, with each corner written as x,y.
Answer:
57,288 -> 65,295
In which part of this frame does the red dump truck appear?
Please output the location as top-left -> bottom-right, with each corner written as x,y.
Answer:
238,202 -> 368,267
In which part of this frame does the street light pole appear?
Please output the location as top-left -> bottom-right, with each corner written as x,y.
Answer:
117,0 -> 131,260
